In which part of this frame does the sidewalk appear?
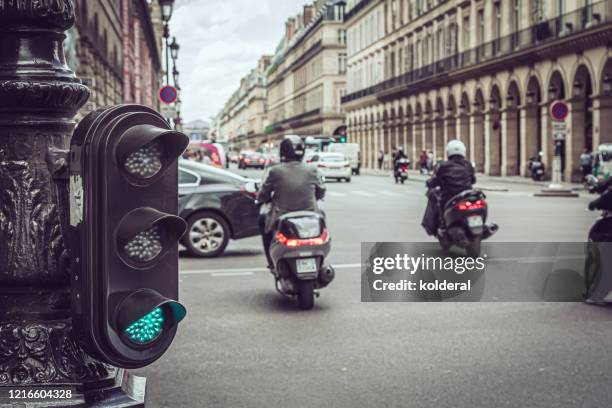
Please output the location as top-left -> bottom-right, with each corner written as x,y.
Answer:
362,168 -> 584,192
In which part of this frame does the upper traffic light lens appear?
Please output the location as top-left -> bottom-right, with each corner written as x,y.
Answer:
124,307 -> 165,345
123,225 -> 163,263
124,142 -> 163,179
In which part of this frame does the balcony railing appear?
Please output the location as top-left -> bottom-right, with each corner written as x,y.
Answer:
342,1 -> 610,104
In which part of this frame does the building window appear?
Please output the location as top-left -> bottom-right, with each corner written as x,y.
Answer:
338,53 -> 347,74
494,2 -> 501,38
477,9 -> 485,44
513,0 -> 520,32
338,29 -> 346,45
462,16 -> 470,49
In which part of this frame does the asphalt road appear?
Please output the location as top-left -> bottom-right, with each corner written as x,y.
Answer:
137,170 -> 612,408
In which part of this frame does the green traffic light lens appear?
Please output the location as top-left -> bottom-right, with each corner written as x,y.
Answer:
124,142 -> 163,179
124,307 -> 165,345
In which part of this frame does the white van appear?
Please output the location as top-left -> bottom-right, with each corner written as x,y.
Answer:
328,143 -> 361,175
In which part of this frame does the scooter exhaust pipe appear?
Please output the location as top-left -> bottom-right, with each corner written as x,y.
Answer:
318,265 -> 335,288
482,223 -> 499,240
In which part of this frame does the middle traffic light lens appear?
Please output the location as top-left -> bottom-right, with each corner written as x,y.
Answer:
123,226 -> 163,263
124,142 -> 163,179
124,307 -> 164,344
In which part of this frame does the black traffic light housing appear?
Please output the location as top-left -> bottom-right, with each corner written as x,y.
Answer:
67,105 -> 189,369
332,125 -> 347,143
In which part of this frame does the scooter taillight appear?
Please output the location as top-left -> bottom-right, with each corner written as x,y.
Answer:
401,165 -> 407,171
275,229 -> 329,247
456,199 -> 486,211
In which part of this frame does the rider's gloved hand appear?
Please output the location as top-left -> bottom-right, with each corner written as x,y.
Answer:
588,200 -> 599,211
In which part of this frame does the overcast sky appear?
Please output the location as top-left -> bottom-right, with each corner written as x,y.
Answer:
172,0 -> 307,124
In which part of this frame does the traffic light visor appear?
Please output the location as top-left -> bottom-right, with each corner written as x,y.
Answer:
116,207 -> 187,267
116,289 -> 187,347
117,124 -> 189,184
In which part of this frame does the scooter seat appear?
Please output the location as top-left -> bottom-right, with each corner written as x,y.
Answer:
277,211 -> 322,222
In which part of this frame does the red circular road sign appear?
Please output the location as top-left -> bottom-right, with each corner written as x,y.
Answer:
550,100 -> 569,121
159,85 -> 178,104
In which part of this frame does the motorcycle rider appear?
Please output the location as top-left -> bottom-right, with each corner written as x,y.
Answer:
393,147 -> 407,173
422,140 -> 476,235
258,136 -> 326,268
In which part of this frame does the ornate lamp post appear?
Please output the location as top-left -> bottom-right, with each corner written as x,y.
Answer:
0,2 -> 145,406
160,0 -> 175,85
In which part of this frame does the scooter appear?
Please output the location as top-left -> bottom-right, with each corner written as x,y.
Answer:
430,188 -> 499,257
394,158 -> 410,184
583,175 -> 612,303
528,154 -> 545,181
269,211 -> 335,309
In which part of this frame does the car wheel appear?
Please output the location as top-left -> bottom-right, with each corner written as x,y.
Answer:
184,212 -> 230,258
346,177 -> 351,183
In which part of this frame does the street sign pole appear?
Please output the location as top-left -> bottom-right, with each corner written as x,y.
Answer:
536,100 -> 579,197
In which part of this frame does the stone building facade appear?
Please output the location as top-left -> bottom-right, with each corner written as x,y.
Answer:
265,0 -> 348,141
70,0 -> 163,118
72,0 -> 124,117
218,56 -> 272,150
343,0 -> 612,182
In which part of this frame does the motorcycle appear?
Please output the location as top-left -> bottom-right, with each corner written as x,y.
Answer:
528,155 -> 545,181
394,158 -> 410,184
583,175 -> 612,303
268,210 -> 335,309
430,188 -> 499,257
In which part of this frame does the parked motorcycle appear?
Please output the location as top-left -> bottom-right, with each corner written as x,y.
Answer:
269,211 -> 335,309
584,175 -> 612,303
394,158 -> 410,184
430,188 -> 499,257
528,154 -> 545,181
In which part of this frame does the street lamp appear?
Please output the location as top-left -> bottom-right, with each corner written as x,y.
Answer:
603,73 -> 612,95
173,67 -> 179,87
526,89 -> 535,105
160,0 -> 174,23
170,37 -> 180,61
548,85 -> 558,101
573,79 -> 583,97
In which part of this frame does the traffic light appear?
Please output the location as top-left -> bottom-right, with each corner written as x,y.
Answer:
67,105 -> 189,369
332,125 -> 348,143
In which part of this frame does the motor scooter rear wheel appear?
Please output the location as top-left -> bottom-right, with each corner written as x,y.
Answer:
297,280 -> 315,310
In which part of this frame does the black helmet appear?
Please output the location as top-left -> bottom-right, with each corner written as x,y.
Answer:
280,135 -> 305,162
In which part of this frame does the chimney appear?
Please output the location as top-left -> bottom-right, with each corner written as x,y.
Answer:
303,5 -> 314,25
285,17 -> 296,41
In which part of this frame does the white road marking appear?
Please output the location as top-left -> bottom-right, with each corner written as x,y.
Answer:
378,191 -> 402,196
181,263 -> 362,276
211,272 -> 254,277
326,191 -> 348,197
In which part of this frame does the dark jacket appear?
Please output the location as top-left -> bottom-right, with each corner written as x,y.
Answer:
426,156 -> 476,204
258,161 -> 326,232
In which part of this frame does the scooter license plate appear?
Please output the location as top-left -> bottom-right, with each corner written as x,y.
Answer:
468,216 -> 484,228
296,258 -> 317,274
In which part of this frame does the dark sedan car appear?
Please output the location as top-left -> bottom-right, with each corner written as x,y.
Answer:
178,160 -> 260,257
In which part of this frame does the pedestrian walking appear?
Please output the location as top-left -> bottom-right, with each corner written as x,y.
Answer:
419,150 -> 428,174
378,149 -> 384,169
427,151 -> 434,174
